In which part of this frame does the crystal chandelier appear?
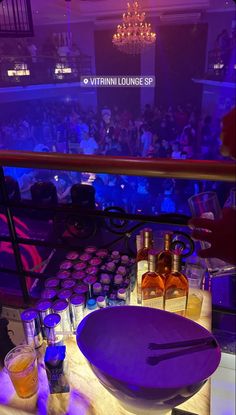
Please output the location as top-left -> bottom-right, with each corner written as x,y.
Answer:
112,1 -> 156,55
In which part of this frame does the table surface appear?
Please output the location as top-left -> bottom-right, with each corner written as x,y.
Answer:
0,290 -> 212,415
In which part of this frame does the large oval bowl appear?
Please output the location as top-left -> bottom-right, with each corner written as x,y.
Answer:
77,306 -> 221,414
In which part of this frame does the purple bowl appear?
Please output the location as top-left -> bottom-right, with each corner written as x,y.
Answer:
77,306 -> 221,414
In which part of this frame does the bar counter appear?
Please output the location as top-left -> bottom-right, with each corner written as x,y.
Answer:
0,291 -> 212,415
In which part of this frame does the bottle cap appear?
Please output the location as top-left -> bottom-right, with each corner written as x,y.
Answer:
96,296 -> 106,307
61,279 -> 76,289
45,278 -> 60,288
87,298 -> 97,310
57,288 -> 73,300
114,274 -> 123,285
66,251 -> 79,260
121,255 -> 129,264
73,262 -> 87,271
111,250 -> 120,259
60,260 -> 73,270
86,266 -> 98,275
72,270 -> 86,280
80,253 -> 92,262
100,273 -> 111,284
52,299 -> 68,312
70,294 -> 85,306
117,288 -> 126,300
117,266 -> 126,276
44,313 -> 61,328
41,288 -> 57,300
74,284 -> 88,295
96,249 -> 108,258
107,262 -> 116,271
83,276 -> 97,285
85,246 -> 97,254
57,270 -> 70,280
93,282 -> 102,294
35,299 -> 52,312
21,309 -> 38,322
89,257 -> 102,266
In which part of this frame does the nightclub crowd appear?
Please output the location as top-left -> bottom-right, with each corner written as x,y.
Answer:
0,99 -> 232,215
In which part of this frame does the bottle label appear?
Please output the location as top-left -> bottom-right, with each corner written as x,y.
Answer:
137,260 -> 148,304
165,296 -> 187,313
142,296 -> 164,309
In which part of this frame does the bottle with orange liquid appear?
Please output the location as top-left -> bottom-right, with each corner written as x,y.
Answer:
141,249 -> 165,309
157,232 -> 173,275
164,250 -> 189,316
136,228 -> 153,304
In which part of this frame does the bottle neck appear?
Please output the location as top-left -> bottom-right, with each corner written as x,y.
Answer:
142,229 -> 153,249
143,237 -> 152,249
136,235 -> 142,252
164,233 -> 172,251
149,260 -> 156,273
172,255 -> 181,273
164,240 -> 170,250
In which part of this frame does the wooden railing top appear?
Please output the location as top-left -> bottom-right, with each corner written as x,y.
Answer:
0,150 -> 235,182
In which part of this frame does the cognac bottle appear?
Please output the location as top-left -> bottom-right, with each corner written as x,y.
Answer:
141,249 -> 165,309
164,251 -> 188,316
136,228 -> 153,304
158,232 -> 173,275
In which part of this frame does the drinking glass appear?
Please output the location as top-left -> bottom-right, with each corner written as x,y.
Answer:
4,345 -> 38,398
188,191 -> 234,275
188,191 -> 221,220
186,289 -> 203,321
185,259 -> 205,289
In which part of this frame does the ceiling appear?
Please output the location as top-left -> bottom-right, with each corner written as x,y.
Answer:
30,0 -> 235,26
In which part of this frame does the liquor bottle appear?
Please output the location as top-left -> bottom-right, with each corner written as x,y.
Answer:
136,228 -> 153,304
164,250 -> 189,316
158,232 -> 173,275
141,249 -> 165,309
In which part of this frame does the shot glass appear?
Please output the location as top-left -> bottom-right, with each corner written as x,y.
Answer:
188,191 -> 221,220
188,191 -> 233,275
185,259 -> 206,289
4,345 -> 38,399
186,289 -> 203,321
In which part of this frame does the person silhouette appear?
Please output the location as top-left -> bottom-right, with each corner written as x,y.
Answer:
188,108 -> 236,265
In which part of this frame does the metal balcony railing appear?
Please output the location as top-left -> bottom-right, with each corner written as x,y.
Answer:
0,151 -> 235,305
206,47 -> 236,82
0,55 -> 92,87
